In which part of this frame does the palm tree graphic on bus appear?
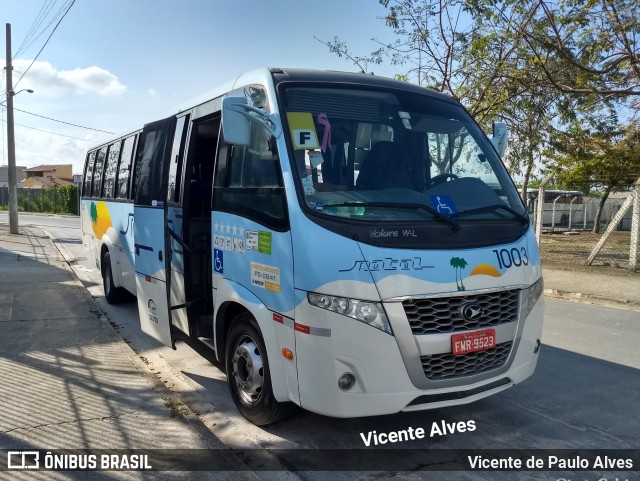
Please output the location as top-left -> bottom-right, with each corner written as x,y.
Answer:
450,256 -> 468,291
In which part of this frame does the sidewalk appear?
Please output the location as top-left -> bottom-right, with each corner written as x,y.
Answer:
0,222 -> 260,478
543,264 -> 640,310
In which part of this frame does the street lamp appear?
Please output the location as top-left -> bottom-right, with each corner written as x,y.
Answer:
13,89 -> 34,96
4,75 -> 34,234
0,89 -> 34,106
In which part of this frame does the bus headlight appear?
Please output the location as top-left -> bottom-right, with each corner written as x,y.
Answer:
521,276 -> 544,320
307,292 -> 393,335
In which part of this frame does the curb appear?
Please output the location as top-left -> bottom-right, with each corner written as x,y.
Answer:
544,288 -> 640,311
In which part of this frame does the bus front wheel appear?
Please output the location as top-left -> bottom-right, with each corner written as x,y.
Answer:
102,251 -> 127,304
225,313 -> 296,425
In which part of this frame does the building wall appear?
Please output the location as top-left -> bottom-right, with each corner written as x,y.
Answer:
0,166 -> 28,183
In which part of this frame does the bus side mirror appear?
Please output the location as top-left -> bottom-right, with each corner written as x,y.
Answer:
222,97 -> 252,146
491,122 -> 508,158
222,96 -> 282,147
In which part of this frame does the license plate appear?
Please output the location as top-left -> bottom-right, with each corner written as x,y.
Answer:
451,329 -> 496,355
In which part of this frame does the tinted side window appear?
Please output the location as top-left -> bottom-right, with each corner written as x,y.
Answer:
83,151 -> 96,197
133,118 -> 177,206
92,147 -> 106,197
103,141 -> 120,199
167,115 -> 189,204
116,135 -> 136,199
214,123 -> 287,229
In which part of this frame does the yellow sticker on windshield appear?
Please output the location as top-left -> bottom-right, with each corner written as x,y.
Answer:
287,112 -> 320,149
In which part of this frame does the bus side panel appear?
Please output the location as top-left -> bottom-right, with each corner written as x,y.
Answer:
214,278 -> 298,404
133,206 -> 172,347
210,211 -> 297,403
80,199 -> 100,270
210,212 -> 295,317
81,199 -> 136,294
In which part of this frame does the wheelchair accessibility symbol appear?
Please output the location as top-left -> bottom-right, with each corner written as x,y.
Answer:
430,195 -> 458,217
214,249 -> 224,274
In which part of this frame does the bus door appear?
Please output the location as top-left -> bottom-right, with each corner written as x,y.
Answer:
133,116 -> 177,348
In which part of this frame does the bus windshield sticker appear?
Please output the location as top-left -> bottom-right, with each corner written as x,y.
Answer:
430,195 -> 458,217
287,112 -> 320,150
308,150 -> 324,168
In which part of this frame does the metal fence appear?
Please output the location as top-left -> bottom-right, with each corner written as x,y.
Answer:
0,186 -> 79,215
534,178 -> 640,271
531,195 -> 633,232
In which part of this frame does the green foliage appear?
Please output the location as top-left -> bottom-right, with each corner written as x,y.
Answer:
546,121 -> 640,194
318,0 -> 639,194
17,185 -> 79,215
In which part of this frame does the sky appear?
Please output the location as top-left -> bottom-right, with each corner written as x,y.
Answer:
1,0 -> 400,175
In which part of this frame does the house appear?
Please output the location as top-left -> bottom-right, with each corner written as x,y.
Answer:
0,165 -> 27,188
21,164 -> 74,189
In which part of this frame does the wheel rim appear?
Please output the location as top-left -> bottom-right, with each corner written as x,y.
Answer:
231,336 -> 264,404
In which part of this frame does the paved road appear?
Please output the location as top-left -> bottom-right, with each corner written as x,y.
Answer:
4,213 -> 639,481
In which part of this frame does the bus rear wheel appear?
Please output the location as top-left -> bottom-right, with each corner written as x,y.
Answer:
225,313 -> 296,425
102,251 -> 128,304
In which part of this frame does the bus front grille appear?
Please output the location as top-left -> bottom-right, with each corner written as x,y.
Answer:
402,290 -> 519,335
420,342 -> 512,380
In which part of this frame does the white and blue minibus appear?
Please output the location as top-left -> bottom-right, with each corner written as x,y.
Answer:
81,68 -> 543,425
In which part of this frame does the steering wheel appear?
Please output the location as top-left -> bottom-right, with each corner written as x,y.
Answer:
426,173 -> 458,188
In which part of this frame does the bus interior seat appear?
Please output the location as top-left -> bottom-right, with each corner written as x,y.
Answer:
356,141 -> 412,190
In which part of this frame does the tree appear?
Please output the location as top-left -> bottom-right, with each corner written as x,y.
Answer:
317,1 -> 536,123
469,0 -> 640,102
319,0 -> 639,208
317,0 -> 564,199
546,121 -> 640,232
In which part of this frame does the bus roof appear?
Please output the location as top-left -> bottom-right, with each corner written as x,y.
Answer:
87,67 -> 461,151
269,67 -> 457,102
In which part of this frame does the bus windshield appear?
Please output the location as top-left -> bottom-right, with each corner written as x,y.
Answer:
281,86 -> 525,224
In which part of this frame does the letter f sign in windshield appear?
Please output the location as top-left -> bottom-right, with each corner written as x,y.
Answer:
293,129 -> 318,149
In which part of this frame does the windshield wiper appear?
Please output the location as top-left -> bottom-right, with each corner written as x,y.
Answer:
456,204 -> 529,224
323,202 -> 461,231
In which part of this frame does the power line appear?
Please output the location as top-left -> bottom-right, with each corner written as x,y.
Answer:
14,0 -> 59,58
11,107 -> 115,134
0,116 -> 93,141
19,1 -> 71,59
14,0 -> 76,90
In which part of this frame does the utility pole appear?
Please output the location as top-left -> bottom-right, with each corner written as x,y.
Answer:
5,23 -> 18,234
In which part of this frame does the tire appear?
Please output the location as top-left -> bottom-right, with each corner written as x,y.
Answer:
102,251 -> 128,304
225,313 -> 296,425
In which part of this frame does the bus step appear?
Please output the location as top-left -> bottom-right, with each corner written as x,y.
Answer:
198,337 -> 216,352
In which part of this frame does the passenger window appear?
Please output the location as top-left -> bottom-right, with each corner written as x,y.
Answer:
214,122 -> 287,229
116,135 -> 136,199
167,115 -> 189,204
133,117 -> 176,206
92,147 -> 106,197
103,141 -> 120,199
83,151 -> 96,197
